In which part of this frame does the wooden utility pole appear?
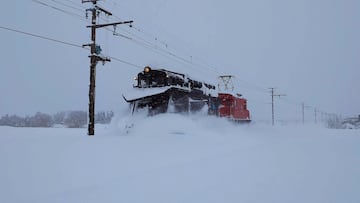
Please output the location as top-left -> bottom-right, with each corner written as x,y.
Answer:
269,88 -> 286,126
82,0 -> 133,135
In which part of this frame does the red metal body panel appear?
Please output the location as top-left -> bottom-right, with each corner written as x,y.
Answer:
218,93 -> 250,121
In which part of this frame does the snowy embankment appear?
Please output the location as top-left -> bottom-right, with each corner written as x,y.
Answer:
1,112 -> 359,203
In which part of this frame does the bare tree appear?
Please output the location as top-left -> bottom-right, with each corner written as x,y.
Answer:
29,112 -> 53,127
64,111 -> 87,128
53,111 -> 66,125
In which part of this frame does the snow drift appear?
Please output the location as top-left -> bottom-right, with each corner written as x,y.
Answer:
1,112 -> 359,203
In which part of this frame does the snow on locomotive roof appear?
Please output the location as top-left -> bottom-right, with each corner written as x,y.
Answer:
157,69 -> 185,79
153,68 -> 216,88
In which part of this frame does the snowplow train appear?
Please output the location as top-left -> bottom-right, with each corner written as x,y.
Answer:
123,66 -> 251,122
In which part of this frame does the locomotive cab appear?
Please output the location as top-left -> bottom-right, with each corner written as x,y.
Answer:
136,67 -> 167,88
135,66 -> 185,88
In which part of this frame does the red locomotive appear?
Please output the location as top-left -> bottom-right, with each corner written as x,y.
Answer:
208,75 -> 251,122
218,93 -> 251,122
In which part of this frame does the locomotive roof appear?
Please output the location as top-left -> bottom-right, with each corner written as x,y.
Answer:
141,67 -> 216,89
152,69 -> 185,78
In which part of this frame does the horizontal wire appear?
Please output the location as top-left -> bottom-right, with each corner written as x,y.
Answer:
0,25 -> 83,49
50,0 -> 84,12
32,0 -> 84,19
29,1 -> 335,115
0,25 -> 142,69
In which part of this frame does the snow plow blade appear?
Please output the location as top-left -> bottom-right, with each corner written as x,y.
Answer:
123,87 -> 210,115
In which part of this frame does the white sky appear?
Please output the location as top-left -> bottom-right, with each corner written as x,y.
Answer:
0,0 -> 359,121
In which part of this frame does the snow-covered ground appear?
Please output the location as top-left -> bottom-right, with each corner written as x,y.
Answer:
1,112 -> 359,203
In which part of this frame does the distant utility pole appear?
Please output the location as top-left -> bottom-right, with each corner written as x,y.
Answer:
82,0 -> 133,136
301,102 -> 312,124
269,88 -> 286,126
302,102 -> 305,124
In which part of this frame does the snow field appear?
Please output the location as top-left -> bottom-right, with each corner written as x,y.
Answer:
1,113 -> 359,203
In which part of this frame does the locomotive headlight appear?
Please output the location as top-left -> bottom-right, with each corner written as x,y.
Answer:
144,66 -> 151,73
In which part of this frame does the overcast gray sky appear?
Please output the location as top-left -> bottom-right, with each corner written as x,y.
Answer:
0,0 -> 359,122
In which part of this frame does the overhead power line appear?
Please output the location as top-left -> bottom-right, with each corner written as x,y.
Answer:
63,0 -> 87,9
0,25 -> 82,49
32,0 -> 84,19
109,56 -> 142,69
29,0 -> 336,122
0,25 -> 141,70
50,0 -> 84,12
30,0 -> 247,85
